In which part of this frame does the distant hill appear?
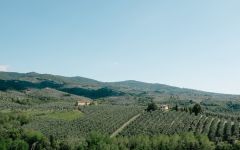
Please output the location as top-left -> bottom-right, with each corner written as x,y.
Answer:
0,72 -> 240,104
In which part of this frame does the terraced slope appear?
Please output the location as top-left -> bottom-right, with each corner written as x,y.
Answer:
120,111 -> 240,142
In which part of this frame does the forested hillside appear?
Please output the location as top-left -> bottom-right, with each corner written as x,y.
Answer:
0,72 -> 240,102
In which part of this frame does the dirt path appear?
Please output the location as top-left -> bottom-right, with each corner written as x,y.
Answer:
110,113 -> 141,138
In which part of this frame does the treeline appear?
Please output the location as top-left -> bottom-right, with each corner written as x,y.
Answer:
0,80 -> 62,91
173,103 -> 203,115
0,79 -> 122,99
61,87 -> 123,99
0,112 -> 48,150
79,132 -> 240,150
3,128 -> 240,150
64,132 -> 217,150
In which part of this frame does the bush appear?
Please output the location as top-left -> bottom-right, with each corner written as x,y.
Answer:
146,102 -> 158,112
10,139 -> 29,150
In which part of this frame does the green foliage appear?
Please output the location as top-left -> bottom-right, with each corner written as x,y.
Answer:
23,129 -> 44,145
59,142 -> 72,150
0,112 -> 49,150
0,138 -> 29,150
85,132 -> 116,150
17,114 -> 30,125
146,102 -> 158,112
10,139 -> 29,150
216,142 -> 233,150
49,135 -> 57,149
62,87 -> 123,99
192,103 -> 202,115
81,132 -> 216,150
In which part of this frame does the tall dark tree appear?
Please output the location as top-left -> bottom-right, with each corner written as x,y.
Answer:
49,135 -> 56,149
192,104 -> 202,116
174,104 -> 179,111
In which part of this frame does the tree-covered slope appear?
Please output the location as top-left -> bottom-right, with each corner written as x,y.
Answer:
0,72 -> 240,103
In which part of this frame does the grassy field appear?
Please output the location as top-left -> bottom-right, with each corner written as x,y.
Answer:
43,110 -> 82,121
0,109 -> 83,121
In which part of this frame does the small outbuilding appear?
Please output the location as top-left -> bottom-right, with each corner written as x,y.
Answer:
160,104 -> 169,111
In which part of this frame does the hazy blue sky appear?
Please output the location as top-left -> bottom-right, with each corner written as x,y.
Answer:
0,0 -> 240,94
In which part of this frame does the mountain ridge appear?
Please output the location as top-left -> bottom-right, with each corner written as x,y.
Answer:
0,71 -> 240,104
0,71 -> 238,96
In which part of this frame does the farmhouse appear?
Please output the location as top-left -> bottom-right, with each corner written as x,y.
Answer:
76,100 -> 91,106
160,104 -> 169,111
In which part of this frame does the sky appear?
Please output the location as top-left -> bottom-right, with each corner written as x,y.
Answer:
0,0 -> 240,94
